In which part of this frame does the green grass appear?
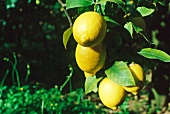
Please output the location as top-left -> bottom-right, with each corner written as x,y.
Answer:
0,84 -> 106,114
0,53 -> 106,114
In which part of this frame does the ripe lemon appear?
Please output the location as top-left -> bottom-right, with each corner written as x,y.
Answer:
73,11 -> 107,47
132,17 -> 146,32
123,63 -> 145,95
98,78 -> 127,110
75,43 -> 106,77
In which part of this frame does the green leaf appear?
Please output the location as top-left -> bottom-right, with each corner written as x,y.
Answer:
103,16 -> 121,26
137,48 -> 170,62
132,22 -> 143,33
66,0 -> 94,10
100,2 -> 107,15
124,22 -> 133,37
98,0 -> 127,14
105,61 -> 135,86
63,27 -> 73,49
85,76 -> 102,94
136,6 -> 155,17
138,0 -> 156,8
77,7 -> 89,15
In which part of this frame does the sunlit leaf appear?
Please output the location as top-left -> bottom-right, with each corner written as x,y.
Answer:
138,48 -> 170,62
132,23 -> 143,33
66,0 -> 94,10
124,22 -> 133,37
103,16 -> 121,26
137,6 -> 155,17
63,27 -> 72,49
105,61 -> 135,86
85,76 -> 102,94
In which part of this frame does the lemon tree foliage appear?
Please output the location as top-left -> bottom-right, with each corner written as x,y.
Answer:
98,0 -> 127,14
138,48 -> 170,62
124,22 -> 133,37
66,0 -> 94,9
103,16 -> 121,26
136,7 -> 155,17
125,17 -> 153,43
136,1 -> 156,17
105,61 -> 135,86
123,63 -> 145,95
63,27 -> 72,49
132,17 -> 146,32
85,76 -> 102,94
63,0 -> 170,110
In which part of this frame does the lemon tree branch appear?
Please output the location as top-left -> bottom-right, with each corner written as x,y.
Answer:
58,0 -> 73,27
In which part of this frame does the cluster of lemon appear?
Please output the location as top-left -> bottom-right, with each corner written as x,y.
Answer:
73,11 -> 107,77
72,11 -> 145,110
99,63 -> 145,110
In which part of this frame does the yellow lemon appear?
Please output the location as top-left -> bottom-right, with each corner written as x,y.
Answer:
123,63 -> 145,95
98,77 -> 127,110
75,43 -> 106,77
73,11 -> 107,47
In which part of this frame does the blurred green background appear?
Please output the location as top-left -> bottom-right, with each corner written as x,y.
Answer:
0,0 -> 85,91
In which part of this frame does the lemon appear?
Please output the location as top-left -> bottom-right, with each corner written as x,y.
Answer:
73,11 -> 107,47
75,43 -> 106,77
123,63 -> 145,95
132,17 -> 146,32
98,77 -> 127,110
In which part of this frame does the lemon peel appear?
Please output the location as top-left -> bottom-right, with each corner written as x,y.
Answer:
73,11 -> 107,47
98,78 -> 127,110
